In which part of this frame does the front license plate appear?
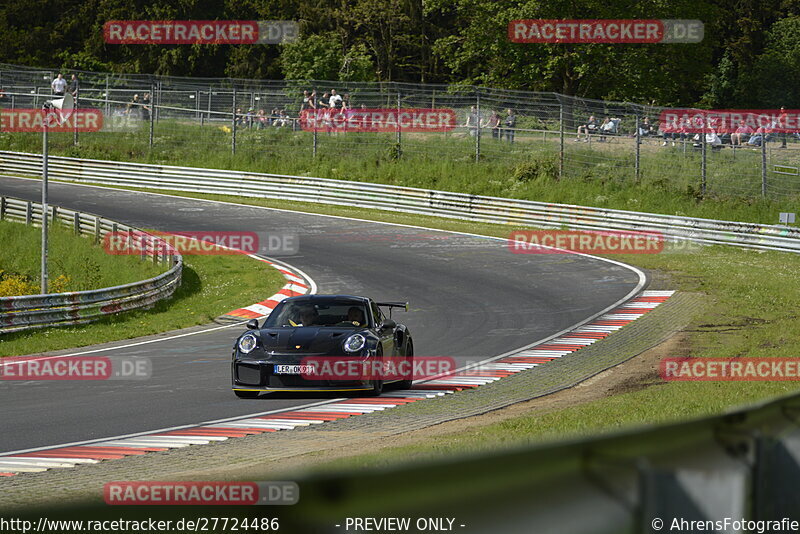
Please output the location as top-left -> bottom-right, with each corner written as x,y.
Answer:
274,364 -> 315,375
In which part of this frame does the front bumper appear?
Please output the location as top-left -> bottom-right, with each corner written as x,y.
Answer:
231,354 -> 383,392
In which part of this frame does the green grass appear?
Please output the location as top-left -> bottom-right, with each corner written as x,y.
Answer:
2,120 -> 800,225
294,246 -> 800,474
65,186 -> 800,472
0,233 -> 286,357
0,219 -> 163,293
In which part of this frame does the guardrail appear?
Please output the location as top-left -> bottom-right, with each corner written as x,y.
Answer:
0,195 -> 182,334
1,150 -> 799,254
282,390 -> 800,530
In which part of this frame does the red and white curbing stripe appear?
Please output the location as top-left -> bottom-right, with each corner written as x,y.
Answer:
0,290 -> 674,477
218,255 -> 311,321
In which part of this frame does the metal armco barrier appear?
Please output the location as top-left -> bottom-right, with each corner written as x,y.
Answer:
0,195 -> 182,334
283,390 -> 800,532
1,150 -> 799,254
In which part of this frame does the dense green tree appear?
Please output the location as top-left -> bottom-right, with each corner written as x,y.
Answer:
1,0 -> 800,106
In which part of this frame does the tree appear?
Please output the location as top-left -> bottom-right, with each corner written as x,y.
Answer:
744,16 -> 800,107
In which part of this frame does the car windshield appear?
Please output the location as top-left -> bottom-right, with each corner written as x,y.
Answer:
264,299 -> 369,328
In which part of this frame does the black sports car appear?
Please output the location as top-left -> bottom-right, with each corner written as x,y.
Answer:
231,295 -> 414,397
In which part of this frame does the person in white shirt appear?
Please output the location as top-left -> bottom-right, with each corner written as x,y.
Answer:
328,89 -> 343,108
51,73 -> 67,96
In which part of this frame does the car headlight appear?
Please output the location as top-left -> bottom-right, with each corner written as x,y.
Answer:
238,334 -> 258,354
343,333 -> 366,353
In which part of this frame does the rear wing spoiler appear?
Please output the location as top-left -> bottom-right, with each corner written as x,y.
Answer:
377,301 -> 409,318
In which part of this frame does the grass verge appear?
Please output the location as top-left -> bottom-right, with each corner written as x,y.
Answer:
0,219 -> 163,295
2,121 -> 800,224
0,245 -> 286,357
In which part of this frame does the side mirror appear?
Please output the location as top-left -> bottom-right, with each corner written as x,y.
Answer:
246,319 -> 259,330
380,319 -> 396,330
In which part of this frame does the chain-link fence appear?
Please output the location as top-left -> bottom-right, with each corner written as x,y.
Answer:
1,62 -> 798,199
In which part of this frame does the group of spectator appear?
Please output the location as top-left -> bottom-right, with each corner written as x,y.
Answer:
659,110 -> 794,149
236,108 -> 292,129
51,73 -> 79,98
576,115 -> 622,141
300,89 -> 352,112
125,92 -> 152,120
573,109 -> 797,149
465,107 -> 517,142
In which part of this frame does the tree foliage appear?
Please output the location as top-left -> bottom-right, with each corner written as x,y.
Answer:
2,0 -> 800,106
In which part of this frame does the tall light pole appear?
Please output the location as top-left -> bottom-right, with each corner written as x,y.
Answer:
41,105 -> 49,294
40,93 -> 73,294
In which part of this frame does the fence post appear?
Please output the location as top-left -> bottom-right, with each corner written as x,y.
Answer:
148,84 -> 155,149
396,91 -> 402,158
0,196 -> 5,221
73,212 -> 80,235
313,121 -> 318,157
156,81 -> 162,123
208,86 -> 213,124
475,91 -> 481,162
701,133 -> 707,196
104,74 -> 110,116
232,86 -> 237,155
559,104 -> 564,179
26,201 -> 32,225
94,217 -> 101,245
73,91 -> 79,146
635,115 -> 641,183
761,138 -> 768,198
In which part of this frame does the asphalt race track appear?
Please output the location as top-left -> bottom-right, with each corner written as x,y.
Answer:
0,175 -> 645,453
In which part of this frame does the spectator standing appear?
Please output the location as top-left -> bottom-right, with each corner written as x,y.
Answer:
329,89 -> 342,109
141,92 -> 151,122
465,106 -> 479,137
483,110 -> 501,139
341,93 -> 351,111
318,92 -> 329,109
51,73 -> 67,96
126,94 -> 141,118
778,106 -> 788,148
301,90 -> 312,111
67,74 -> 79,98
503,108 -> 517,143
